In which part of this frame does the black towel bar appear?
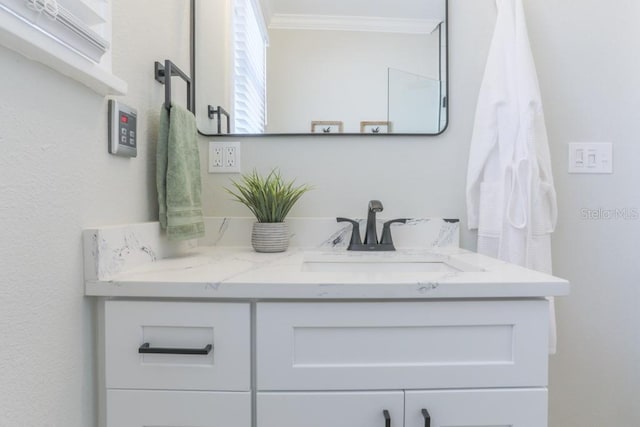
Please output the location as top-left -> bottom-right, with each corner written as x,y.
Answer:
154,59 -> 194,113
208,105 -> 231,134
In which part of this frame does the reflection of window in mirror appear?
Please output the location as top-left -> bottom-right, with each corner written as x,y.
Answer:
233,0 -> 268,133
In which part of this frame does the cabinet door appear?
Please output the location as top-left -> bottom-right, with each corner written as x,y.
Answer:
107,390 -> 251,427
405,389 -> 547,427
258,391 -> 404,427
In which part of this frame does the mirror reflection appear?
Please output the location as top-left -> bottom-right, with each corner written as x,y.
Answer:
196,0 -> 448,135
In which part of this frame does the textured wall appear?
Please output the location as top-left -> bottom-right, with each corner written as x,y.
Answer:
0,1 -> 188,425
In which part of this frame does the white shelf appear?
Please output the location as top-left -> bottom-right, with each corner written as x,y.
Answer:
0,0 -> 126,95
59,0 -> 106,26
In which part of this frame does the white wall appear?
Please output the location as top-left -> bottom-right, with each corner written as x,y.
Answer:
526,0 -> 640,425
0,1 -> 189,425
202,1 -> 640,426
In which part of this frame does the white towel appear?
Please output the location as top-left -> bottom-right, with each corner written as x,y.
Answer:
466,0 -> 559,353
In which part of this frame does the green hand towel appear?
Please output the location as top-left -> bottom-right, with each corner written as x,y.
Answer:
157,103 -> 205,241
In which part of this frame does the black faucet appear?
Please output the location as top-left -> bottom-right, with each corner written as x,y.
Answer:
364,200 -> 383,245
337,200 -> 407,251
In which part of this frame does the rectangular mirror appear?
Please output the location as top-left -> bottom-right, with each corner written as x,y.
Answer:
195,0 -> 448,136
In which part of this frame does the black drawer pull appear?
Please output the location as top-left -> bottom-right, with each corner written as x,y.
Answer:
421,408 -> 431,427
138,342 -> 213,355
383,409 -> 391,427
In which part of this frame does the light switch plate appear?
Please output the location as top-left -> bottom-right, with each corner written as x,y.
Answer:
568,142 -> 612,174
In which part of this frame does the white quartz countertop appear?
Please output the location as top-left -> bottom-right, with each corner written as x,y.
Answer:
85,246 -> 570,299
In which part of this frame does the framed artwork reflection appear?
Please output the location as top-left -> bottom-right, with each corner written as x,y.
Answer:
360,121 -> 391,134
311,121 -> 344,133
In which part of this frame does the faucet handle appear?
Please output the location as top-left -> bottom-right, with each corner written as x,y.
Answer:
380,218 -> 408,247
337,217 -> 363,250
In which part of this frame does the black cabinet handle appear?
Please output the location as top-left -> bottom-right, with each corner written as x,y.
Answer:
138,342 -> 213,355
383,409 -> 391,427
421,408 -> 431,427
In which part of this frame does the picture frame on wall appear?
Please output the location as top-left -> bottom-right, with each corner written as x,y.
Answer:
311,121 -> 344,133
360,121 -> 392,134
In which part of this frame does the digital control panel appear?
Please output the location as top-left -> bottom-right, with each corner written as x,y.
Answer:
108,100 -> 137,157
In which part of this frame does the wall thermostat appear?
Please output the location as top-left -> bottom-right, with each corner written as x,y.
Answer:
108,100 -> 137,157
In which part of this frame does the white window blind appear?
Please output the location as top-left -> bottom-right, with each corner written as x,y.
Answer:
232,0 -> 268,134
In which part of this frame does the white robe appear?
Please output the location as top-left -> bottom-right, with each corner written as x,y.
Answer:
466,0 -> 559,352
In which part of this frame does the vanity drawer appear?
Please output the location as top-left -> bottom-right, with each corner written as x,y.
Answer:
105,300 -> 250,391
256,300 -> 549,390
107,389 -> 251,427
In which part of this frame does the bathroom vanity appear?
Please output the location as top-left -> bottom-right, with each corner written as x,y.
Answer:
84,220 -> 569,427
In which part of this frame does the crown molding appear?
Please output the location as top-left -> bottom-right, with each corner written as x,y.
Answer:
269,14 -> 441,34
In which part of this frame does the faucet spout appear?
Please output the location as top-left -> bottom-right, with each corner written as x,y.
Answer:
368,200 -> 383,212
364,200 -> 383,245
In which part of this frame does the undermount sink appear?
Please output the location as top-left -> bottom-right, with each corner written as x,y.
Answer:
302,261 -> 461,273
301,253 -> 483,273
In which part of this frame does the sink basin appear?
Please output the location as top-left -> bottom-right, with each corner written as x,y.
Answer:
302,261 -> 461,273
300,252 -> 482,273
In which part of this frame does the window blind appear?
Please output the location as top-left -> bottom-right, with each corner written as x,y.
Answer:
232,0 -> 268,134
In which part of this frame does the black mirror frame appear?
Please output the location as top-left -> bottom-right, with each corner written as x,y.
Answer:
190,0 -> 449,138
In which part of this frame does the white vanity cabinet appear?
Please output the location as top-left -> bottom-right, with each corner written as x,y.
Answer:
102,300 -> 251,427
87,225 -> 568,427
101,298 -> 552,427
256,300 -> 550,427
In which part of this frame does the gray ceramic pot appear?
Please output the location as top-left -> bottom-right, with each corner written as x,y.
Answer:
251,222 -> 289,253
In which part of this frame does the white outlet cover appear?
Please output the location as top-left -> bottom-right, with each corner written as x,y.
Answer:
208,141 -> 241,173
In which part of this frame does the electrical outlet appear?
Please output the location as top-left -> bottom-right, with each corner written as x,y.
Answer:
211,145 -> 223,168
208,142 -> 223,172
208,141 -> 241,173
225,145 -> 236,168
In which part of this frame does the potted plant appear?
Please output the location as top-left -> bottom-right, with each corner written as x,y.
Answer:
225,169 -> 311,253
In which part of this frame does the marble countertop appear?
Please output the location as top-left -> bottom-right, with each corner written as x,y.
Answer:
85,246 -> 569,300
